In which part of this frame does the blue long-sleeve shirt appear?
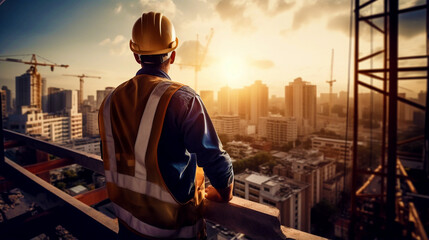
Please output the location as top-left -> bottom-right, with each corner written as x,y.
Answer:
136,67 -> 234,203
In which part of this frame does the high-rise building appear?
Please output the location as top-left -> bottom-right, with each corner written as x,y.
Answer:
234,171 -> 311,232
96,87 -> 115,110
87,95 -> 96,110
1,86 -> 12,114
217,86 -> 240,116
212,115 -> 240,137
285,77 -> 316,135
47,89 -> 79,114
15,67 -> 42,112
258,117 -> 297,146
200,90 -> 215,115
85,111 -> 99,137
249,80 -> 268,126
47,87 -> 64,113
42,78 -> 48,112
1,89 -> 7,118
238,86 -> 251,120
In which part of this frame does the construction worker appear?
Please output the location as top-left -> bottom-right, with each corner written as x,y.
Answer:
98,12 -> 234,240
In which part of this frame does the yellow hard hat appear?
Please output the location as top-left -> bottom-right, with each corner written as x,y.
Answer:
130,12 -> 179,55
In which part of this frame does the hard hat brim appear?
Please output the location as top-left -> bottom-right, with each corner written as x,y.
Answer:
129,38 -> 179,55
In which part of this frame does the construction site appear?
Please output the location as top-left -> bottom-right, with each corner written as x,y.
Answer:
0,0 -> 428,239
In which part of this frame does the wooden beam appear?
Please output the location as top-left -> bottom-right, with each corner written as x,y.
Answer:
24,158 -> 74,175
74,187 -> 108,206
3,130 -> 104,174
4,140 -> 23,149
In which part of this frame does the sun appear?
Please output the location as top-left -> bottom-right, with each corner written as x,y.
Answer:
219,55 -> 246,88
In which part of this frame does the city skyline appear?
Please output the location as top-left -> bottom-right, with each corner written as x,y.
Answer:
0,0 -> 370,99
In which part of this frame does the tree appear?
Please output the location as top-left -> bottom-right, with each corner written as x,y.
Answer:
55,181 -> 66,191
232,152 -> 273,174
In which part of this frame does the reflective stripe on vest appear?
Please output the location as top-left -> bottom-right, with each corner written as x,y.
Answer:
99,76 -> 204,239
102,81 -> 176,204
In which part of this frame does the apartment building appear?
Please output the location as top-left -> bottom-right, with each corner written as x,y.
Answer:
258,116 -> 297,146
212,115 -> 240,137
272,149 -> 336,208
311,136 -> 353,167
234,171 -> 310,232
8,106 -> 82,143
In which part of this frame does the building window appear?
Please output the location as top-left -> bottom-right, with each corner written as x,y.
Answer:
249,184 -> 260,191
249,192 -> 259,198
263,199 -> 276,207
264,187 -> 270,192
236,180 -> 245,185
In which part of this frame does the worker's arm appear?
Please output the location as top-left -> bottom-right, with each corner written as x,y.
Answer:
179,91 -> 234,200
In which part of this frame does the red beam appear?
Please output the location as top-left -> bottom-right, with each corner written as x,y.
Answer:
4,140 -> 23,149
24,158 -> 74,175
74,186 -> 108,206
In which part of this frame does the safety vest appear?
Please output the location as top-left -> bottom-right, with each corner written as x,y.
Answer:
98,74 -> 205,239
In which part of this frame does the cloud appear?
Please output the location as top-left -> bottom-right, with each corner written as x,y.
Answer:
215,0 -> 255,31
99,35 -> 128,56
176,40 -> 206,65
247,58 -> 275,69
114,4 -> 122,14
327,13 -> 350,35
215,0 -> 294,31
99,38 -> 111,46
399,10 -> 425,38
253,0 -> 295,15
292,0 -> 349,30
139,0 -> 177,18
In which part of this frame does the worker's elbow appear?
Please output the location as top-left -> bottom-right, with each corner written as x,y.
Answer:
218,183 -> 234,203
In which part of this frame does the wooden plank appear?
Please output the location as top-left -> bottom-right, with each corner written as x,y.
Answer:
3,130 -> 104,174
4,140 -> 23,149
4,158 -> 118,234
24,158 -> 74,174
203,197 -> 286,240
74,187 -> 108,206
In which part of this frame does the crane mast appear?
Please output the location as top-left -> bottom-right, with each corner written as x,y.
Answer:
177,28 -> 214,92
326,49 -> 336,117
63,74 -> 101,112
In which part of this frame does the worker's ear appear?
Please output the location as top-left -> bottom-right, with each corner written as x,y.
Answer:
169,51 -> 176,64
133,53 -> 141,64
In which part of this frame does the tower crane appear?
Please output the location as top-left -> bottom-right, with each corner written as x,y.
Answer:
326,49 -> 336,117
0,54 -> 69,72
63,74 -> 101,111
177,28 -> 214,92
0,54 -> 69,110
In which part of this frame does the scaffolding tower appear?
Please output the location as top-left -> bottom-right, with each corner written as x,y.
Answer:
351,0 -> 429,239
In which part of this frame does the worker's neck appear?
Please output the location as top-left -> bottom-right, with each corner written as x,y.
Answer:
141,64 -> 170,75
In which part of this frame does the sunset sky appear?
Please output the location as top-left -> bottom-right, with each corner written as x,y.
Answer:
0,0 -> 426,100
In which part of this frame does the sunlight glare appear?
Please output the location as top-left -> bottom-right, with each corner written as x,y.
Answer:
219,56 -> 245,88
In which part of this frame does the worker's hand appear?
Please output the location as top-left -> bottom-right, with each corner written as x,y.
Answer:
205,184 -> 233,203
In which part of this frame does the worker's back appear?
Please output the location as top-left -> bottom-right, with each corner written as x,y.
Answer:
99,74 -> 206,239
